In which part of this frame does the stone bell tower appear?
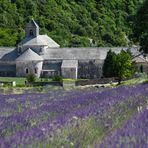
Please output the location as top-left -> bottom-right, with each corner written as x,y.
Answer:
26,19 -> 39,38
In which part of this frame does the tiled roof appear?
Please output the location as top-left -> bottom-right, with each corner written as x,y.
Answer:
0,47 -> 18,61
42,47 -> 140,60
133,56 -> 148,63
0,46 -> 142,62
18,35 -> 60,48
16,48 -> 43,61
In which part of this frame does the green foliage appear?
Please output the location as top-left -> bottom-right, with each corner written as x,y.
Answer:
0,28 -> 18,46
103,49 -> 134,84
26,73 -> 36,83
134,0 -> 148,53
116,50 -> 134,83
52,75 -> 63,82
0,0 -> 144,47
103,50 -> 117,77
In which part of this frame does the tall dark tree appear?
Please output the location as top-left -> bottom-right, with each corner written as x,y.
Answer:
134,0 -> 148,53
103,50 -> 117,77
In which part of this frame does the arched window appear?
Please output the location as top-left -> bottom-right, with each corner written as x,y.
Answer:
30,30 -> 33,36
35,68 -> 37,74
26,68 -> 29,74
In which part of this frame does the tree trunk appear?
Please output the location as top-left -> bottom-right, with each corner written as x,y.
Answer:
118,77 -> 122,85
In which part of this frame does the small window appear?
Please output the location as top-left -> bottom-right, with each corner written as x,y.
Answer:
30,30 -> 33,36
18,47 -> 22,53
26,68 -> 29,74
35,68 -> 37,74
140,65 -> 143,73
143,54 -> 146,58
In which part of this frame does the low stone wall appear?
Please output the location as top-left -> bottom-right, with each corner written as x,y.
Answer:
63,80 -> 76,88
76,78 -> 118,86
33,81 -> 62,86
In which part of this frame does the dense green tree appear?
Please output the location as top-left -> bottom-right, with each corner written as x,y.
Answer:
116,50 -> 134,84
103,50 -> 117,77
103,50 -> 134,84
0,0 -> 145,47
134,0 -> 148,53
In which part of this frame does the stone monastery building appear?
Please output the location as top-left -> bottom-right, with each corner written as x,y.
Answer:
0,19 -> 147,79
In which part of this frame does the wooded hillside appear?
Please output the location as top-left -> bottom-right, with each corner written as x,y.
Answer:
0,0 -> 144,47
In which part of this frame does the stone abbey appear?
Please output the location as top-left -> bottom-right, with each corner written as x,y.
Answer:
0,19 -> 147,78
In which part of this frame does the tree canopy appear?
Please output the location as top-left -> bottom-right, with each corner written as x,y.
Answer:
103,49 -> 134,84
103,50 -> 117,77
0,0 -> 144,47
134,0 -> 148,53
116,50 -> 134,83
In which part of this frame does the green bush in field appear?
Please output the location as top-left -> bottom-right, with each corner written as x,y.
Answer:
26,73 -> 36,83
52,75 -> 63,82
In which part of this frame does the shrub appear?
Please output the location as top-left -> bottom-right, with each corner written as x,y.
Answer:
52,75 -> 63,82
26,73 -> 36,83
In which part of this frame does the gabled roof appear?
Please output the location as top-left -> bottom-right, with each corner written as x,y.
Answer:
61,60 -> 78,68
42,47 -> 140,60
26,19 -> 39,28
42,48 -> 101,60
18,35 -> 60,48
16,48 -> 43,61
133,56 -> 148,63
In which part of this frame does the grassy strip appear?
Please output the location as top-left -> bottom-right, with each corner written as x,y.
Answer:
0,77 -> 52,86
121,73 -> 148,86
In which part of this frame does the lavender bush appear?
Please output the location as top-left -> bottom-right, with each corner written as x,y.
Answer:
99,108 -> 148,148
0,84 -> 147,147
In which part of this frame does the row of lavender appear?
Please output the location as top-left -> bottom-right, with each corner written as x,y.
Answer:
0,84 -> 148,147
99,107 -> 148,148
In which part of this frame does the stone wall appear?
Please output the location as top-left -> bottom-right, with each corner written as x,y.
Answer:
62,67 -> 77,79
78,60 -> 104,79
40,59 -> 103,79
76,78 -> 118,86
135,63 -> 148,74
0,61 -> 16,64
16,61 -> 43,78
0,71 -> 16,77
0,62 -> 16,77
41,60 -> 62,77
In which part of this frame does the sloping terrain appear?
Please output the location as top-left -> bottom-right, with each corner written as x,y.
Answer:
0,0 -> 144,47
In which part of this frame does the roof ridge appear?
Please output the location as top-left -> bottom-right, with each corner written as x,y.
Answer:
16,48 -> 43,61
37,35 -> 48,45
30,19 -> 39,28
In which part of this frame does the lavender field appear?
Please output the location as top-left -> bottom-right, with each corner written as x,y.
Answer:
0,84 -> 148,148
